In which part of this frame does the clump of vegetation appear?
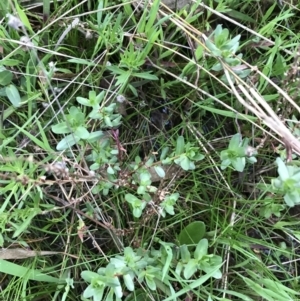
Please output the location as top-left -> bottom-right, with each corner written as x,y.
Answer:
1,0 -> 300,300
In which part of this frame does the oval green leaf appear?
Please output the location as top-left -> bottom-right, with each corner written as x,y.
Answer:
75,126 -> 89,139
154,166 -> 165,178
86,131 -> 105,142
56,134 -> 80,151
5,84 -> 21,107
0,70 -> 13,86
107,166 -> 115,174
175,136 -> 185,155
180,156 -> 191,171
51,122 -> 71,134
178,221 -> 206,246
76,96 -> 91,106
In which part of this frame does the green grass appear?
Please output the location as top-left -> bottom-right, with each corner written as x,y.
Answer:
1,0 -> 300,300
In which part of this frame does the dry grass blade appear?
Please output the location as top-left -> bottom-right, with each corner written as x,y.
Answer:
224,67 -> 300,158
0,248 -> 74,259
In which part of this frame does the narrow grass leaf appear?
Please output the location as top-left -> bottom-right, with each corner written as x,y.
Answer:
14,0 -> 33,32
0,248 -> 59,260
13,207 -> 41,238
215,289 -> 254,301
10,121 -> 53,151
68,58 -> 96,66
163,263 -> 223,301
159,241 -> 173,281
145,0 -> 161,33
0,59 -> 21,67
226,10 -> 255,23
36,119 -> 53,151
0,259 -> 62,283
97,0 -> 104,27
261,278 -> 298,298
123,2 -> 136,24
239,271 -> 294,301
197,105 -> 257,121
133,72 -> 158,80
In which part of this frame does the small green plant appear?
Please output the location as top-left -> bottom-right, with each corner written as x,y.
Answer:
0,146 -> 45,246
272,157 -> 300,207
124,163 -> 178,218
160,192 -> 179,217
220,133 -> 257,172
81,239 -> 222,301
52,90 -> 204,220
51,106 -> 90,150
106,43 -> 158,95
206,24 -> 240,58
156,136 -> 205,172
124,193 -> 148,218
123,136 -> 204,218
205,24 -> 250,82
103,0 -> 163,95
51,92 -> 122,150
259,198 -> 285,218
171,136 -> 205,171
175,239 -> 222,279
3,0 -> 300,299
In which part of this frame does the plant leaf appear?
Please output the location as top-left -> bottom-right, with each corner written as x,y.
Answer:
163,263 -> 223,301
154,166 -> 166,178
0,70 -> 13,86
14,0 -> 33,32
175,136 -> 185,155
0,259 -> 62,283
178,221 -> 206,246
74,126 -> 89,139
0,248 -> 59,260
123,273 -> 135,291
51,122 -> 71,134
68,58 -> 96,66
159,241 -> 173,281
13,208 -> 41,238
194,239 -> 208,260
76,97 -> 91,106
229,133 -> 242,149
5,84 -> 21,107
56,134 -> 80,151
183,259 -> 197,279
133,72 -> 158,80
